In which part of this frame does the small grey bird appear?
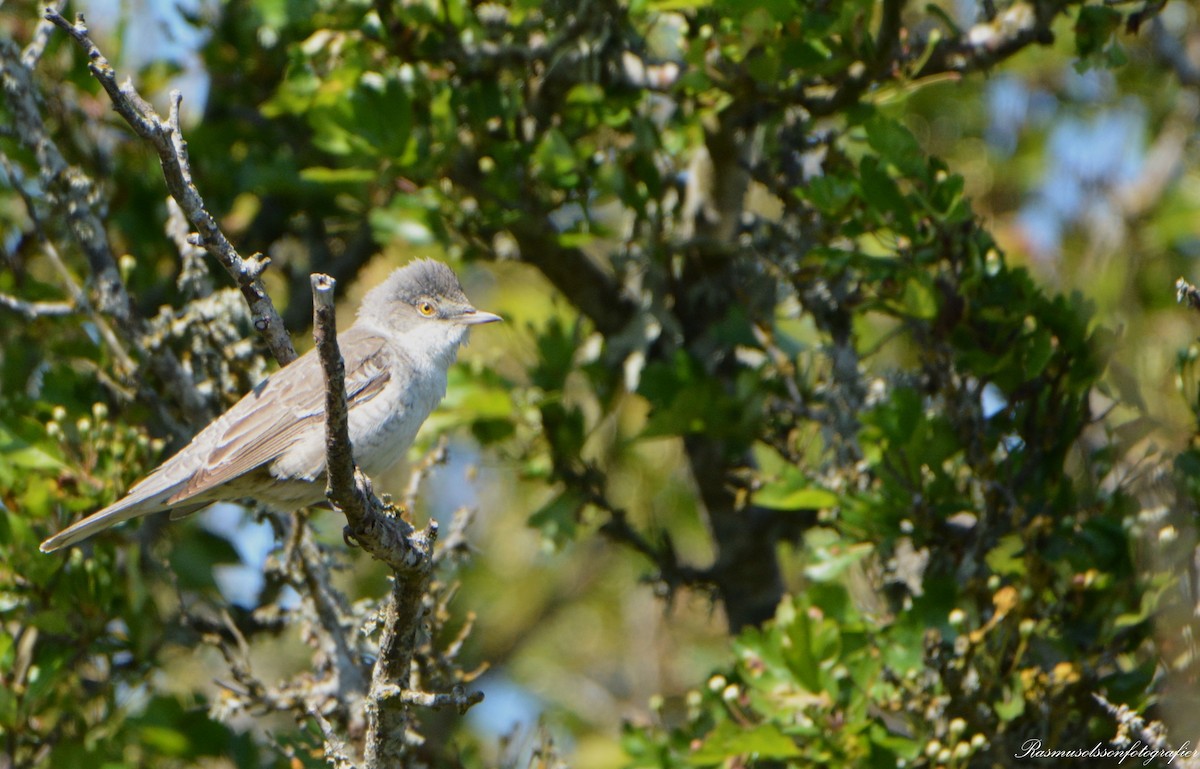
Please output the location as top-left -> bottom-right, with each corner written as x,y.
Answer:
40,259 -> 500,553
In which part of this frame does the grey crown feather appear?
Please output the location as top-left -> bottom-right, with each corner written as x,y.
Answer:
358,259 -> 469,320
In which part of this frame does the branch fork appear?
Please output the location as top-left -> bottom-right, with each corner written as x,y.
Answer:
44,7 -> 298,365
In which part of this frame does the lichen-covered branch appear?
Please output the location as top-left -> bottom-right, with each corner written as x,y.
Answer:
310,273 -> 479,765
21,0 -> 63,68
44,9 -> 298,366
310,274 -> 437,570
1,32 -> 212,424
0,34 -> 129,325
0,292 -> 74,318
1177,277 -> 1200,312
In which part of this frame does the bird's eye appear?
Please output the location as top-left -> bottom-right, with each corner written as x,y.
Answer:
417,301 -> 436,317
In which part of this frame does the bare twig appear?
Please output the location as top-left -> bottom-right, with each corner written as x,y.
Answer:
912,2 -> 1055,80
402,435 -> 449,512
311,709 -> 356,769
0,292 -> 74,318
373,683 -> 484,713
1177,277 -> 1200,312
44,9 -> 298,366
291,521 -> 368,725
0,155 -> 135,375
166,198 -> 213,298
434,506 -> 476,564
21,0 -> 64,68
559,462 -> 715,594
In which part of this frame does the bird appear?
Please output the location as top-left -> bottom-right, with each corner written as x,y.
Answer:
40,259 -> 501,553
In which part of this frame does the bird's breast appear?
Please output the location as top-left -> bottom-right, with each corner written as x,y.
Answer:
267,346 -> 449,484
347,360 -> 448,477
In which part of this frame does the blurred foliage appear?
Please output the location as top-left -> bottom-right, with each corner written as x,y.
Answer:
4,0 -> 1200,767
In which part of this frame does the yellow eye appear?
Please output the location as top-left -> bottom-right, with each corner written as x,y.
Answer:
417,301 -> 436,317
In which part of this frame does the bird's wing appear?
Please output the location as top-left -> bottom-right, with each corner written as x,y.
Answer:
165,326 -> 392,504
39,328 -> 391,553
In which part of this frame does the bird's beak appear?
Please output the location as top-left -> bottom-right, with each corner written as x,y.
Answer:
460,308 -> 503,325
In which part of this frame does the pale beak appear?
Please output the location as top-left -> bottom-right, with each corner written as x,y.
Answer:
459,308 -> 503,325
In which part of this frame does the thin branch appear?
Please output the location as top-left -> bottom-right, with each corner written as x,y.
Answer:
292,521 -> 368,720
167,198 -> 213,298
365,580 -> 427,764
1151,16 -> 1200,87
373,683 -> 484,714
0,292 -> 74,318
800,0 -> 906,116
0,156 -> 134,374
311,709 -> 356,769
311,274 -> 381,535
559,462 -> 714,594
912,1 -> 1057,80
434,506 -> 475,564
21,0 -> 64,68
1176,277 -> 1200,312
448,156 -> 638,337
509,223 -> 639,337
402,435 -> 448,512
44,9 -> 298,366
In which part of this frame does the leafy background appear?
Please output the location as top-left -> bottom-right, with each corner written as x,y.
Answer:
3,0 -> 1200,767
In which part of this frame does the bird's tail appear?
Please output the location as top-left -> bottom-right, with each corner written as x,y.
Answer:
39,483 -> 184,553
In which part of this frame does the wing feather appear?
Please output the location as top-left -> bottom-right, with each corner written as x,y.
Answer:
167,326 -> 391,503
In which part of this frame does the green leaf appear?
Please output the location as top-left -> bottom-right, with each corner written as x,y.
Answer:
863,387 -> 921,444
858,156 -> 910,229
533,128 -> 581,188
648,0 -> 713,8
796,175 -> 854,214
985,534 -> 1026,577
138,725 -> 191,756
565,83 -> 605,105
368,195 -> 437,245
1075,6 -> 1121,61
805,541 -> 874,582
901,275 -> 938,320
169,529 -> 241,591
299,166 -> 376,184
995,675 -> 1027,721
755,460 -> 838,511
690,721 -> 801,765
1024,327 -> 1054,378
864,115 -> 925,179
780,610 -> 835,692
0,426 -> 64,471
528,489 -> 586,548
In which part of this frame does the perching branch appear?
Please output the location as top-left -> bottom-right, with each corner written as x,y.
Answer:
44,8 -> 298,366
310,273 -> 480,765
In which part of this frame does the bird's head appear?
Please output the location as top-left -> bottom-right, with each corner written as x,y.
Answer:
357,260 -> 501,361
